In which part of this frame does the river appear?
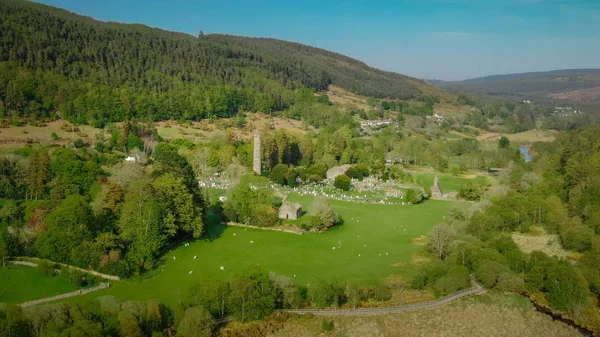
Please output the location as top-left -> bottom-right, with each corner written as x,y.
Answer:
520,145 -> 533,163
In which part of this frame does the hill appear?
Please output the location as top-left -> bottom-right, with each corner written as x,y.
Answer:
433,69 -> 600,98
0,0 -> 443,126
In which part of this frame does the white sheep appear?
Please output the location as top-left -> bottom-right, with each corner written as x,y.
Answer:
332,247 -> 336,250
250,240 -> 254,244
173,256 -> 176,260
188,271 -> 193,274
233,233 -> 237,236
193,256 -> 197,260
220,266 -> 225,270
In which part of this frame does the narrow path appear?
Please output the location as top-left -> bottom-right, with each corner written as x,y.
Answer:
285,279 -> 483,316
18,283 -> 111,307
9,257 -> 119,280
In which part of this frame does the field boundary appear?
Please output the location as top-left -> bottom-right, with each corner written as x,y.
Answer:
18,283 -> 111,307
285,278 -> 483,316
9,257 -> 120,281
225,222 -> 304,235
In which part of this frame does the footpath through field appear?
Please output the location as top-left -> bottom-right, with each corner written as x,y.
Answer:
285,278 -> 483,316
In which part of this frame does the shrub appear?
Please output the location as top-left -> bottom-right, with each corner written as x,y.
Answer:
287,170 -> 298,187
50,132 -> 59,140
495,273 -> 526,293
73,138 -> 85,148
434,265 -> 470,295
39,261 -> 56,276
333,174 -> 351,191
66,268 -> 87,287
405,188 -> 424,204
321,319 -> 334,332
345,164 -> 370,181
475,261 -> 511,288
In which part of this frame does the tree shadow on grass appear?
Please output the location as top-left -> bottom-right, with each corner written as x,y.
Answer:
202,203 -> 226,242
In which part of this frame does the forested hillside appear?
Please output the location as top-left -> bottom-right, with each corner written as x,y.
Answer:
0,0 -> 435,126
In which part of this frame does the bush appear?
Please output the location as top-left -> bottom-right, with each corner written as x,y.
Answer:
50,132 -> 59,140
458,182 -> 486,201
475,261 -> 511,288
73,138 -> 85,148
321,319 -> 334,332
495,273 -> 526,293
38,261 -> 56,276
434,265 -> 470,295
345,164 -> 370,181
287,170 -> 298,187
333,174 -> 351,191
66,268 -> 87,287
405,188 -> 424,204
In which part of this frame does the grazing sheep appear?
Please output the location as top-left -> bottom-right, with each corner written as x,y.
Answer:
358,254 -> 361,257
193,256 -> 197,260
250,240 -> 254,244
220,266 -> 225,270
293,274 -> 296,278
173,256 -> 176,260
184,243 -> 190,247
189,271 -> 193,274
233,233 -> 237,236
332,247 -> 336,250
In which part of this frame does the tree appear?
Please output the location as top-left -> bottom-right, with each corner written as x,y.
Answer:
177,306 -> 214,337
26,149 -> 50,200
118,180 -> 165,271
334,174 -> 351,191
311,197 -> 339,229
269,164 -> 289,186
187,280 -> 231,319
498,136 -> 510,149
35,194 -> 92,263
228,268 -> 276,322
153,173 -> 203,238
427,224 -> 456,260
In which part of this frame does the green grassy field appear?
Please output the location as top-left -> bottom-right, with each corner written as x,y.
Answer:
66,195 -> 454,307
0,265 -> 78,303
408,170 -> 490,191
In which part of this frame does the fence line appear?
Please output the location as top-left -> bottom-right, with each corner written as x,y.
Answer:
18,283 -> 111,307
9,257 -> 119,281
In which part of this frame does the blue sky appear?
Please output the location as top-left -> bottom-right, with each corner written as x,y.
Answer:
37,0 -> 600,80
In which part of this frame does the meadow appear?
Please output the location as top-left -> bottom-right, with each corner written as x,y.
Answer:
267,293 -> 582,337
0,265 -> 77,303
64,195 -> 455,307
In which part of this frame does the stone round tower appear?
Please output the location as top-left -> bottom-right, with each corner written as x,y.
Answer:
253,130 -> 261,175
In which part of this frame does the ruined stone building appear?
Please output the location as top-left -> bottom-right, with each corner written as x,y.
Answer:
278,202 -> 302,220
430,175 -> 444,199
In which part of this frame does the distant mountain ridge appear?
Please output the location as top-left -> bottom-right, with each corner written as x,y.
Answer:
432,69 -> 600,98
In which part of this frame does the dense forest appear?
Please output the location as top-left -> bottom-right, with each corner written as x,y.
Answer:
0,0 -> 436,127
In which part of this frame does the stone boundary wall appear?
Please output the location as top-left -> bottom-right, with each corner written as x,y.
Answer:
9,260 -> 38,267
9,257 -> 119,281
225,222 -> 304,235
18,283 -> 111,307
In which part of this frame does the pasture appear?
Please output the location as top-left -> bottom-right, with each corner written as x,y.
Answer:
0,265 -> 77,304
69,195 -> 455,307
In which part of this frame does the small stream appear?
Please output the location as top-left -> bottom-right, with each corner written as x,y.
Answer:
520,145 -> 533,163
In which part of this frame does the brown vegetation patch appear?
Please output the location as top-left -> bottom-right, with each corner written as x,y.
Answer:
156,113 -> 309,143
476,129 -> 556,143
512,227 -> 573,259
549,86 -> 600,101
269,294 -> 581,337
411,235 -> 427,246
